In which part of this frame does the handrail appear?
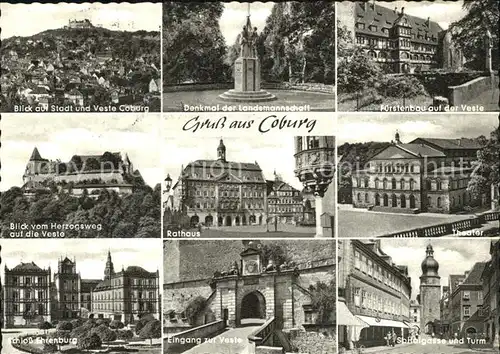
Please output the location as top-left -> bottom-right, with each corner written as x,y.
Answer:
248,317 -> 275,345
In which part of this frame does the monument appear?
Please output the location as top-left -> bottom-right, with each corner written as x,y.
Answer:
485,29 -> 493,74
219,5 -> 277,102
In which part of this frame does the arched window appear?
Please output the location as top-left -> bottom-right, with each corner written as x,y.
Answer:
365,193 -> 369,203
400,179 -> 406,190
392,194 -> 397,207
364,178 -> 369,188
437,179 -> 442,190
375,194 -> 380,206
391,178 -> 397,190
401,195 -> 406,208
383,178 -> 388,189
426,179 -> 431,190
437,197 -> 442,207
383,194 -> 389,207
375,178 -> 380,189
368,51 -> 377,58
357,193 -> 362,202
410,195 -> 416,209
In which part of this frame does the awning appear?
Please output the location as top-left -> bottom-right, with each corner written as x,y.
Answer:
357,315 -> 410,329
338,302 -> 369,327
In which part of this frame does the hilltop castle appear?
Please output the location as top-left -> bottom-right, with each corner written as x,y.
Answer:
22,147 -> 143,197
66,19 -> 94,30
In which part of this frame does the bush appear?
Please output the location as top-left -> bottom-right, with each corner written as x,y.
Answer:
116,329 -> 134,340
70,325 -> 89,338
138,319 -> 161,345
38,321 -> 53,332
56,320 -> 73,331
70,318 -> 83,329
91,324 -> 117,342
82,318 -> 97,329
96,318 -> 111,326
338,49 -> 382,93
376,75 -> 427,98
135,314 -> 156,334
77,332 -> 102,350
110,320 -> 125,329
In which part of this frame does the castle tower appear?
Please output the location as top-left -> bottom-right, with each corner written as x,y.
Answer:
217,139 -> 226,162
23,147 -> 47,183
419,244 -> 441,335
104,251 -> 115,280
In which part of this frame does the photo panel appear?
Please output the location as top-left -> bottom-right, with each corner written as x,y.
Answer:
336,1 -> 499,113
338,238 -> 500,353
0,114 -> 162,238
337,113 -> 500,238
0,2 -> 162,113
163,239 -> 336,354
161,113 -> 337,238
162,1 -> 335,112
0,238 -> 163,353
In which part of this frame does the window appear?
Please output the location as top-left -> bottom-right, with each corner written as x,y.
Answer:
353,287 -> 361,307
463,306 -> 470,316
463,291 -> 470,300
356,23 -> 365,30
437,197 -> 442,208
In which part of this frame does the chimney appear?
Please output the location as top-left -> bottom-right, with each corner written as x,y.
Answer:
456,139 -> 462,146
401,7 -> 405,15
394,6 -> 397,14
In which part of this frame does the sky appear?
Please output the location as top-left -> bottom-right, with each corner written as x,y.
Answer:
0,239 -> 161,282
220,2 -> 274,46
375,1 -> 466,30
0,114 -> 162,190
337,114 -> 498,144
379,239 -> 492,301
0,3 -> 161,39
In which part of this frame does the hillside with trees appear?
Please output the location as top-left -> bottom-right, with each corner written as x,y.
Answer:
0,184 -> 161,238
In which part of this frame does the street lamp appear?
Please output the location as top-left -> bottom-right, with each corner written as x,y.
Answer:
164,174 -> 172,192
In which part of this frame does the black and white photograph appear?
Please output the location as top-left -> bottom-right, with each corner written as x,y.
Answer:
0,114 -> 162,238
337,0 -> 499,112
0,239 -> 162,353
163,239 -> 336,354
0,3 -> 161,113
162,1 -> 335,112
338,238 -> 500,353
337,114 -> 500,238
162,115 -> 336,238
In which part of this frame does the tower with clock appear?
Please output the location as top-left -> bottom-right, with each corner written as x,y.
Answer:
240,241 -> 262,276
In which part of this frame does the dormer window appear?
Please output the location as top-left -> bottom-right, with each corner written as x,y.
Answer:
369,25 -> 377,32
356,23 -> 365,30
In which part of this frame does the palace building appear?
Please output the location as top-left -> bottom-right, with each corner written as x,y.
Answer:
171,140 -> 268,227
3,262 -> 52,328
2,252 -> 159,328
338,2 -> 463,73
351,132 -> 484,214
338,239 -> 412,349
22,147 -> 141,197
90,251 -> 160,325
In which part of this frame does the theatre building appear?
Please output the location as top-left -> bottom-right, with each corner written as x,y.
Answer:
338,239 -> 412,349
352,132 -> 483,214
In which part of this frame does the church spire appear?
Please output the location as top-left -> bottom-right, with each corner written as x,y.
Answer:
104,250 -> 115,280
217,139 -> 226,162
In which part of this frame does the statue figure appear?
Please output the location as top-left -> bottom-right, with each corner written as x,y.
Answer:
240,25 -> 250,57
250,27 -> 259,57
229,261 -> 239,275
485,29 -> 493,73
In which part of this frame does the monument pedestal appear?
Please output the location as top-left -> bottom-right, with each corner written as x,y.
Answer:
220,57 -> 276,102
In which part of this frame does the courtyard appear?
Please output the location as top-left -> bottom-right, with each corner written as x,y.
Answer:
200,224 -> 316,238
338,208 -> 473,238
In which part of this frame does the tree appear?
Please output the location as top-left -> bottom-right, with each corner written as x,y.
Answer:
138,319 -> 161,345
47,330 -> 71,351
337,48 -> 382,94
468,128 -> 500,202
77,332 -> 102,350
56,320 -> 73,331
84,158 -> 101,172
450,0 -> 499,70
310,280 -> 336,325
184,297 -> 207,326
262,243 -> 290,268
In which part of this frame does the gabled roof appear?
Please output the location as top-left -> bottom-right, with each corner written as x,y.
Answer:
410,138 -> 483,150
355,3 -> 443,44
462,262 -> 487,285
12,262 -> 46,272
397,144 -> 446,157
181,159 -> 265,183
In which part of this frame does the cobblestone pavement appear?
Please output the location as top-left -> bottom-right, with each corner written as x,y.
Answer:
338,209 -> 471,238
181,326 -> 260,354
350,342 -> 499,354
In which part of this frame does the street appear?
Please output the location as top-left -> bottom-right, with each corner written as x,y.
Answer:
1,329 -> 40,354
355,342 -> 498,354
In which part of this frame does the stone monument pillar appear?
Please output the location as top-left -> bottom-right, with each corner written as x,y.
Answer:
485,29 -> 493,74
220,7 -> 276,102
